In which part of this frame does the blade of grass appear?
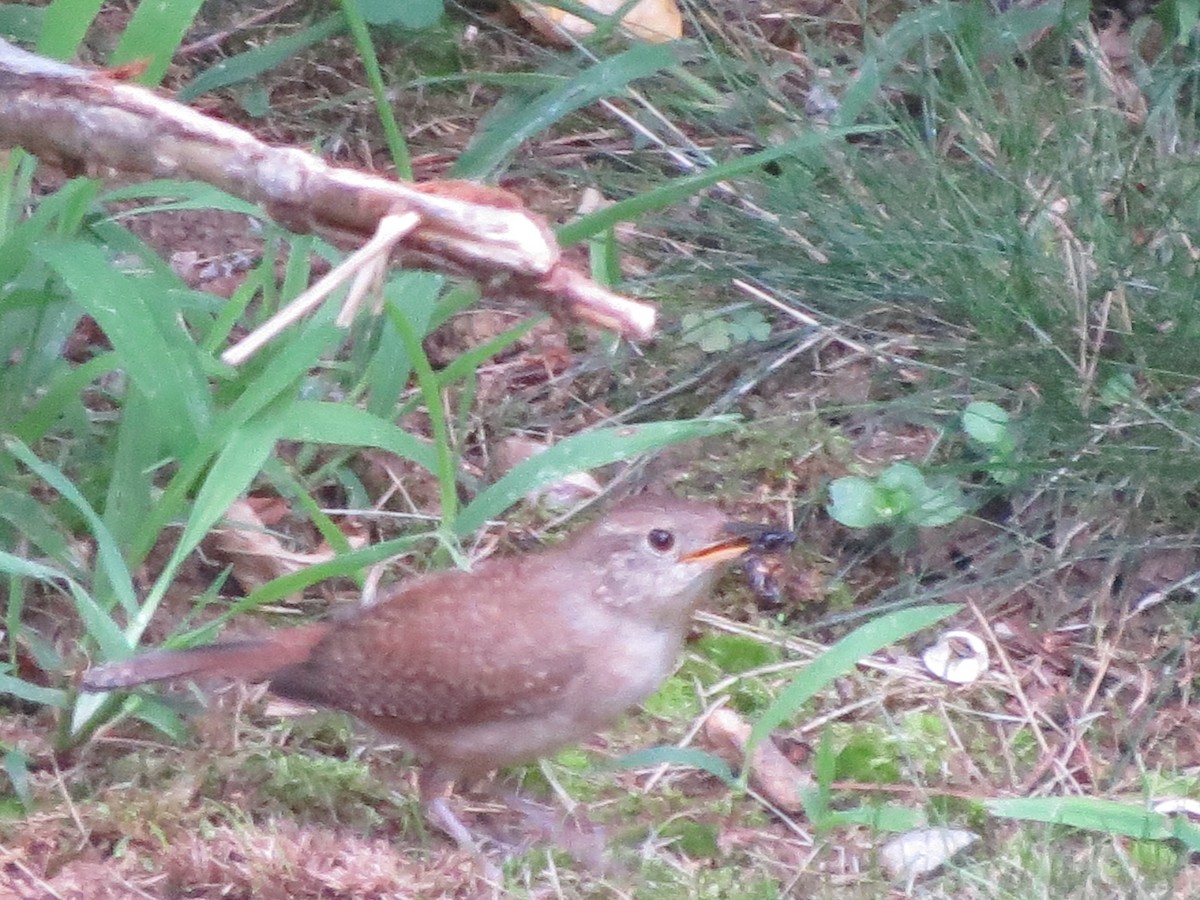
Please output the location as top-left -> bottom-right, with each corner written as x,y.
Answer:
211,532 -> 430,622
985,796 -> 1200,850
452,42 -> 678,180
338,0 -> 412,179
385,299 -> 459,530
177,14 -> 347,102
0,6 -> 44,43
128,320 -> 340,563
37,239 -> 212,454
0,673 -> 66,709
37,0 -> 102,58
363,271 -> 443,418
4,437 -> 138,615
743,604 -> 960,781
279,400 -> 439,473
0,550 -> 127,660
110,0 -> 205,85
605,746 -> 736,787
455,416 -> 740,535
265,458 -> 353,557
556,125 -> 886,246
11,352 -> 118,443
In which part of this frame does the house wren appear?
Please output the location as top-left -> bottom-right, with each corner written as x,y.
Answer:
82,494 -> 792,848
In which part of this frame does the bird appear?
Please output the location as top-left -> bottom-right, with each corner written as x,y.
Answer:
81,494 -> 792,851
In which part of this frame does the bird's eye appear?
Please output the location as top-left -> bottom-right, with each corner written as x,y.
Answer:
647,529 -> 675,552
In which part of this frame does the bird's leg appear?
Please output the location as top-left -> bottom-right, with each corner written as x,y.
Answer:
417,766 -> 477,852
417,765 -> 504,881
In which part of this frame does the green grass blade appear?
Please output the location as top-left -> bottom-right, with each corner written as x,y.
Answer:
338,0 -> 412,179
124,410 -> 284,649
129,321 -> 341,564
37,0 -> 102,58
744,604 -> 960,776
177,15 -> 346,101
279,400 -> 439,474
3,437 -> 138,615
455,416 -> 740,535
604,746 -> 736,787
556,126 -> 885,246
0,673 -> 66,709
0,488 -> 72,574
37,239 -> 212,454
168,415 -> 284,594
432,319 -> 537,390
986,797 -> 1200,851
0,6 -> 45,43
215,533 -> 429,620
110,0 -> 205,85
385,300 -> 459,530
452,42 -> 677,180
0,550 -> 127,660
364,271 -> 444,418
100,180 -> 266,216
11,352 -> 118,444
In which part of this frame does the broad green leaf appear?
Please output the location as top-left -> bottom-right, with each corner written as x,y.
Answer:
827,476 -> 884,528
962,401 -> 1010,445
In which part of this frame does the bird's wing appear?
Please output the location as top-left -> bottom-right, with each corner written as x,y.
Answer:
267,560 -> 586,727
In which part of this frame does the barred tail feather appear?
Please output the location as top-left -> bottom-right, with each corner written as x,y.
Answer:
80,625 -> 329,692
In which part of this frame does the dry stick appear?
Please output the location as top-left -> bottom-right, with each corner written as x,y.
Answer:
0,38 -> 657,343
222,211 -> 420,365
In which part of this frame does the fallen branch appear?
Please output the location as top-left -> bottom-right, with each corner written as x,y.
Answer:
0,38 -> 657,343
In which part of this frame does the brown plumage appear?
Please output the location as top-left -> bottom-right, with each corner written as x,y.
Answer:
82,494 -> 789,849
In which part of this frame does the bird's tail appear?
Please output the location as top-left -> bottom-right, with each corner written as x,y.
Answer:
80,624 -> 330,692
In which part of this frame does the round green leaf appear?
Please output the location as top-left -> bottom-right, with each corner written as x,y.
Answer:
828,476 -> 886,528
962,401 -> 1010,446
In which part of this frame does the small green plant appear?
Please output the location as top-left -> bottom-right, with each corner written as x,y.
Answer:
961,400 -> 1019,485
827,461 -> 967,530
680,308 -> 771,353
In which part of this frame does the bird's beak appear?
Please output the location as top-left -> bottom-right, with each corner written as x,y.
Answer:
681,524 -> 796,566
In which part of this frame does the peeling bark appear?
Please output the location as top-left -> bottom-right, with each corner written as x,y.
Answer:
0,39 -> 656,340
